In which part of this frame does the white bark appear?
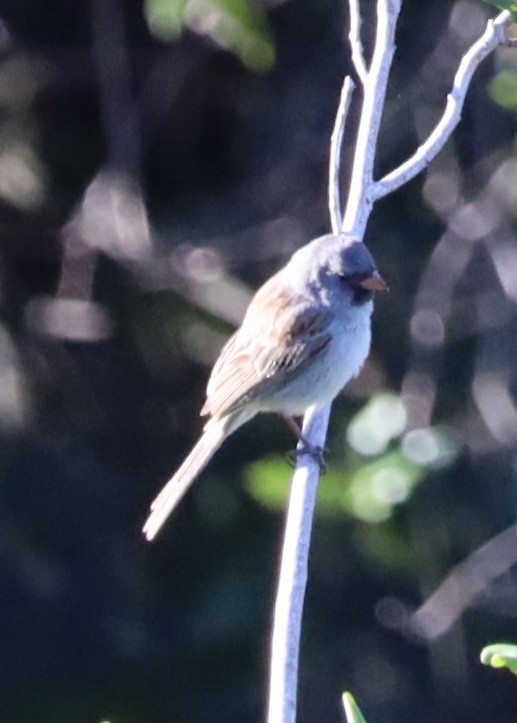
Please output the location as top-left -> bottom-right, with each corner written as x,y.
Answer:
342,0 -> 401,237
266,4 -> 514,723
267,3 -> 401,722
329,76 -> 356,234
349,0 -> 368,84
266,405 -> 331,723
374,11 -> 513,200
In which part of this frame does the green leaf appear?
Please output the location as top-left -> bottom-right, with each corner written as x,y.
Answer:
342,692 -> 368,723
481,644 -> 517,675
481,0 -> 517,11
144,0 -> 188,38
344,450 -> 424,523
244,456 -> 291,511
246,448 -> 424,523
143,0 -> 276,71
355,519 -> 418,572
245,454 -> 352,515
489,70 -> 517,110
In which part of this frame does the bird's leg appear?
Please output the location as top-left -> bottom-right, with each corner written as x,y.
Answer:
280,413 -> 303,439
281,414 -> 327,474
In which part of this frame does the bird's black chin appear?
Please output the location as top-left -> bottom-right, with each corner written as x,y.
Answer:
338,271 -> 375,306
351,287 -> 373,306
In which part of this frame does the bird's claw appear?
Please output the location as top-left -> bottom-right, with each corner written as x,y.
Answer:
286,441 -> 327,475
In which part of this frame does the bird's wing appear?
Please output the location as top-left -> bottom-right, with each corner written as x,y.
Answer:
201,273 -> 333,419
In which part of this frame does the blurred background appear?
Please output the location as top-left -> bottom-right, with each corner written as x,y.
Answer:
0,0 -> 517,720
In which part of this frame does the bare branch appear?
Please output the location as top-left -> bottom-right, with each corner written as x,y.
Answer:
266,3 -> 402,723
265,3 -> 517,721
266,405 -> 331,723
410,523 -> 517,640
342,0 -> 401,236
349,0 -> 368,84
373,10 -> 513,200
329,76 -> 356,234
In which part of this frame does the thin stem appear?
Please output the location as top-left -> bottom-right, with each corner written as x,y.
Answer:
265,4 -> 515,722
349,0 -> 368,84
410,522 -> 517,640
342,0 -> 401,237
373,10 -> 512,200
266,405 -> 331,723
265,3 -> 402,723
329,76 -> 356,234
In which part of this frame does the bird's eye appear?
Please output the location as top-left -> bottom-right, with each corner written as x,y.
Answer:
339,272 -> 372,305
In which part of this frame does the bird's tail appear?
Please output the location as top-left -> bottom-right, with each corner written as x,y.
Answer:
143,415 -> 238,541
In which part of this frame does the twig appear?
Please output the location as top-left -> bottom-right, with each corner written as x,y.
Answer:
349,0 -> 368,84
266,3 -> 401,723
267,57 -> 357,723
329,76 -> 356,233
342,0 -> 401,236
266,405 -> 331,723
410,523 -> 517,640
373,10 -> 512,200
266,3 -> 515,721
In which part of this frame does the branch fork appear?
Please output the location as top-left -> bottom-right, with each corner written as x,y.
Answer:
266,4 -> 516,723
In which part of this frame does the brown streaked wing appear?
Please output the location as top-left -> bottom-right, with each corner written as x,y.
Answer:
200,274 -> 333,419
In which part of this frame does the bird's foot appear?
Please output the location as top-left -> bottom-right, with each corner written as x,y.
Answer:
287,438 -> 327,475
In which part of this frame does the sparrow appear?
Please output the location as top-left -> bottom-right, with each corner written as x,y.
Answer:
143,233 -> 386,540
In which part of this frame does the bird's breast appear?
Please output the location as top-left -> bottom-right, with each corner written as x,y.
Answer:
264,314 -> 372,415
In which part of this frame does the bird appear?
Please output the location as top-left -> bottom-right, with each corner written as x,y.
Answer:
143,233 -> 386,541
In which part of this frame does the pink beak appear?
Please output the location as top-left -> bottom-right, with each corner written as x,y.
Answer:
360,270 -> 388,292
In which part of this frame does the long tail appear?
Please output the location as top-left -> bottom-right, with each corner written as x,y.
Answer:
143,415 -> 243,541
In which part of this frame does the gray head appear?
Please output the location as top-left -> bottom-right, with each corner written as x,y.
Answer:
288,233 -> 386,306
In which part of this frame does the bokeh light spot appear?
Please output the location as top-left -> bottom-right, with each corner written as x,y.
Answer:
347,392 -> 407,457
402,426 -> 458,468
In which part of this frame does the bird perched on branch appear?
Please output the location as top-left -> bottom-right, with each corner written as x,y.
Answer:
143,233 -> 386,541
